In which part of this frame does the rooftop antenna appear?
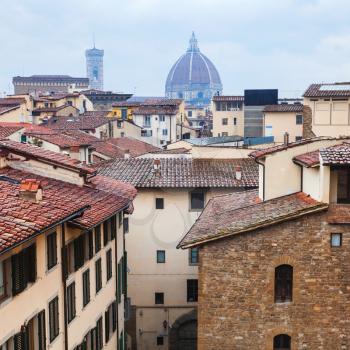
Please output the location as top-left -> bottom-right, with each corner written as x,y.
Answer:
92,32 -> 96,49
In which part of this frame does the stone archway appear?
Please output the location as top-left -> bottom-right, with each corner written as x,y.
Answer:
169,309 -> 197,350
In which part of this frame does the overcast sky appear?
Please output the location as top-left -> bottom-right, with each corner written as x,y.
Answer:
1,0 -> 350,97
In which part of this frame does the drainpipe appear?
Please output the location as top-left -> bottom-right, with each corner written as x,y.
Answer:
254,157 -> 265,201
61,223 -> 69,350
115,218 -> 120,350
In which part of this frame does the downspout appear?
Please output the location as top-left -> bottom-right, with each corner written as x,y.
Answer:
61,223 -> 69,350
115,218 -> 120,350
254,157 -> 265,201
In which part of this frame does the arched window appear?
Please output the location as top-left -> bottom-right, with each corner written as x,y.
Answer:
197,92 -> 204,99
275,264 -> 293,303
273,334 -> 291,350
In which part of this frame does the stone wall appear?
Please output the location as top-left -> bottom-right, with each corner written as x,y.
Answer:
302,105 -> 315,139
198,211 -> 350,349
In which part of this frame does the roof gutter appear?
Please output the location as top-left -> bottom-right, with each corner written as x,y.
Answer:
0,206 -> 89,257
179,204 -> 328,249
254,157 -> 265,201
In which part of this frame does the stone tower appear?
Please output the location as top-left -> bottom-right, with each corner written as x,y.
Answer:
85,45 -> 104,90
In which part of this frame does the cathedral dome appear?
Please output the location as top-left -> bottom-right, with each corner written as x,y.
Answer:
165,33 -> 223,107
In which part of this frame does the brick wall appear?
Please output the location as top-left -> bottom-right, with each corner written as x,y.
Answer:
198,211 -> 350,349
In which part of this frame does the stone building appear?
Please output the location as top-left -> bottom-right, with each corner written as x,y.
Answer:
82,89 -> 132,111
179,137 -> 350,349
12,75 -> 89,95
99,157 -> 258,350
85,47 -> 104,91
165,33 -> 223,108
0,139 -> 136,350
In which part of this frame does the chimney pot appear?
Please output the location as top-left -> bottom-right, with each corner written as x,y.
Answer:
235,166 -> 242,181
284,132 -> 289,145
124,149 -> 131,159
153,158 -> 161,174
19,179 -> 43,203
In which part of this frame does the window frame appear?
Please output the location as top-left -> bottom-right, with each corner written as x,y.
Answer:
274,264 -> 293,303
189,247 -> 199,265
155,292 -> 164,305
296,114 -> 303,125
95,225 -> 101,253
47,231 -> 57,271
0,259 -> 8,302
49,296 -> 59,343
156,250 -> 166,264
190,190 -> 205,211
67,282 -> 76,323
106,249 -> 113,281
82,269 -> 90,307
95,258 -> 102,294
157,336 -> 164,345
330,233 -> 342,247
155,198 -> 164,209
187,279 -> 198,302
222,118 -> 228,125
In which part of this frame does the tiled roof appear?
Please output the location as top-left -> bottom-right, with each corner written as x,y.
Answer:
293,150 -> 320,167
212,95 -> 244,102
0,106 -> 20,115
0,125 -> 23,139
93,141 -> 125,159
249,137 -> 340,159
49,115 -> 115,131
304,83 -> 350,97
32,104 -> 77,113
263,104 -> 303,113
98,158 -> 258,188
320,143 -> 350,165
150,147 -> 190,154
132,106 -> 178,115
178,191 -> 328,248
0,140 -> 95,175
106,137 -> 161,157
81,111 -> 111,117
0,98 -> 26,106
0,167 -> 136,253
25,131 -> 89,148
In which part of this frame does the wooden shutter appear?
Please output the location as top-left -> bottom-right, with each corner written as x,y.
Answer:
123,253 -> 127,296
105,309 -> 110,343
111,216 -> 116,240
88,231 -> 93,259
74,236 -> 84,271
38,310 -> 46,350
14,329 -> 27,350
11,252 -> 25,295
112,302 -> 116,332
117,260 -> 122,303
24,244 -> 36,283
103,221 -> 109,246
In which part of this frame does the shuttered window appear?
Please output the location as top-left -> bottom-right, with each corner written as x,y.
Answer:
123,218 -> 129,234
49,296 -> 59,342
117,257 -> 123,303
105,309 -> 110,343
47,232 -> 57,270
95,259 -> 102,294
96,317 -> 103,350
95,226 -> 101,253
187,279 -> 198,302
118,212 -> 123,228
103,220 -> 111,246
105,249 -> 112,281
111,216 -> 116,240
112,302 -> 117,332
14,331 -> 26,350
67,282 -> 76,323
74,236 -> 85,271
38,310 -> 46,350
11,244 -> 36,296
82,269 -> 90,307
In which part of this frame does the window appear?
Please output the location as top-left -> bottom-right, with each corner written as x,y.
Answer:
222,118 -> 228,125
157,250 -> 165,263
190,190 -> 205,210
74,235 -> 85,271
162,129 -> 168,136
95,226 -> 101,253
155,292 -> 164,304
11,244 -> 36,296
95,258 -> 102,294
49,296 -> 59,342
273,334 -> 291,350
331,233 -> 342,247
103,219 -> 111,246
67,282 -> 76,323
155,198 -> 164,209
117,120 -> 122,129
111,216 -> 117,240
189,247 -> 199,265
119,212 -> 123,228
143,116 -> 151,127
188,111 -> 192,117
141,129 -> 152,137
187,279 -> 198,302
121,108 -> 127,120
96,317 -> 103,350
105,302 -> 116,343
337,169 -> 350,203
123,217 -> 129,234
84,231 -> 93,261
222,132 -> 228,136
295,136 -> 303,141
117,256 -> 126,304
0,259 -> 8,301
159,115 -> 165,122
82,269 -> 90,307
275,265 -> 293,303
233,117 -> 237,125
296,114 -> 303,125
157,336 -> 164,345
106,249 -> 112,281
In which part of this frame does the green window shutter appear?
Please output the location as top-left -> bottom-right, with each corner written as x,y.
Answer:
123,252 -> 127,297
117,260 -> 122,303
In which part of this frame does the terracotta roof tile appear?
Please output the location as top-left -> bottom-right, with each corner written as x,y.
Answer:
0,140 -> 95,175
49,115 -> 116,131
263,104 -> 303,113
304,83 -> 350,97
320,143 -> 350,165
178,191 -> 328,248
293,150 -> 320,167
98,158 -> 258,188
106,137 -> 161,157
0,168 -> 136,253
212,95 -> 244,102
0,125 -> 23,139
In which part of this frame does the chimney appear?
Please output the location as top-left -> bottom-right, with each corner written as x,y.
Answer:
235,166 -> 242,181
284,132 -> 289,146
19,179 -> 43,203
153,158 -> 161,175
124,149 -> 131,159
